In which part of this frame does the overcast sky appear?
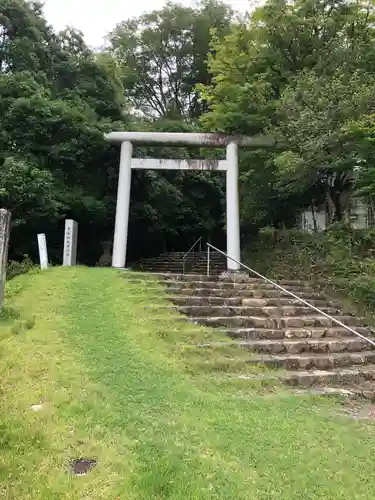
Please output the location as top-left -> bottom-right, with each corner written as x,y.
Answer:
43,0 -> 252,48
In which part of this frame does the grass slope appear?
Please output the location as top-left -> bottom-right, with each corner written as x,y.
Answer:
1,267 -> 375,499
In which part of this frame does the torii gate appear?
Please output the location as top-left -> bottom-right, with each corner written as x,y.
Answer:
104,132 -> 274,271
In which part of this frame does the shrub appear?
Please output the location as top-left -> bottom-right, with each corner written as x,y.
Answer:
7,256 -> 37,280
245,225 -> 375,313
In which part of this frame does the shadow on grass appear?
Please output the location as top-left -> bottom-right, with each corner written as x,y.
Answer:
0,306 -> 20,322
0,307 -> 35,339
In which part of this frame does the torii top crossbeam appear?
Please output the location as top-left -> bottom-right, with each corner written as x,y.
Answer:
104,131 -> 275,148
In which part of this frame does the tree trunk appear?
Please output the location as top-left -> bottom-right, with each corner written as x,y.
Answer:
311,204 -> 318,232
369,196 -> 375,227
332,192 -> 343,221
326,173 -> 352,225
326,191 -> 335,225
328,187 -> 345,223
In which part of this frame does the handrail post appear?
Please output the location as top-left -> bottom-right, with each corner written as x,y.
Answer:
182,236 -> 203,275
207,244 -> 210,277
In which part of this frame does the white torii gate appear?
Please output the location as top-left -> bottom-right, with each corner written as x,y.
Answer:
104,132 -> 274,271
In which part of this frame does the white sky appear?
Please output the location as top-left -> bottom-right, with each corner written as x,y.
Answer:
43,0 -> 253,48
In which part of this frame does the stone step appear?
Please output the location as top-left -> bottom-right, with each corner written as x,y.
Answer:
138,265 -> 224,270
140,258 -> 225,263
165,287 -> 327,300
128,273 -> 314,291
139,268 -> 224,274
160,274 -> 311,285
197,337 -> 371,354
137,261 -> 225,268
334,380 -> 375,400
140,252 -> 224,258
139,259 -> 227,267
162,282 -> 315,297
246,350 -> 375,370
282,367 -> 375,387
190,315 -> 365,329
128,273 -> 220,280
177,305 -> 340,317
168,296 -> 332,307
224,326 -> 373,340
235,366 -> 375,387
129,266 -> 375,392
163,280 -> 315,292
170,296 -> 243,306
138,263 -> 225,268
241,297 -> 333,307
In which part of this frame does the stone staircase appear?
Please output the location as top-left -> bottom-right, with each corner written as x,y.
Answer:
134,251 -> 226,275
138,272 -> 375,396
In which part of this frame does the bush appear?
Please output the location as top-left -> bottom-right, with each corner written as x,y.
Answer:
7,256 -> 37,280
245,225 -> 375,312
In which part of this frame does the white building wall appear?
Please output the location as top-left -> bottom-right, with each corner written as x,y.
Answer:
349,199 -> 369,229
300,199 -> 370,232
301,210 -> 326,233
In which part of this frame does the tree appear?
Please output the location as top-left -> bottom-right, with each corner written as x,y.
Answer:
0,0 -> 129,262
199,0 -> 375,228
273,70 -> 375,222
0,0 -> 231,264
0,156 -> 62,226
108,0 -> 233,118
342,114 -> 375,220
0,0 -> 57,75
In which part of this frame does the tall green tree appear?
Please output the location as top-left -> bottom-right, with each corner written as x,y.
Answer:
108,0 -> 233,118
0,0 -> 128,262
200,0 -> 375,228
0,0 -> 57,75
274,70 -> 375,222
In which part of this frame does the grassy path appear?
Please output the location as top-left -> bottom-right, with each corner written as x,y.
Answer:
1,267 -> 375,499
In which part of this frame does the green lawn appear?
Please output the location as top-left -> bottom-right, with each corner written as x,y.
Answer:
1,267 -> 375,499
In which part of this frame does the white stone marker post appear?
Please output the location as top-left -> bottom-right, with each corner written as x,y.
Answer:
0,209 -> 11,310
37,233 -> 48,270
63,219 -> 78,266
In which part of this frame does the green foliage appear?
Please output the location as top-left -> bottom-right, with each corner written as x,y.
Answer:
0,0 -> 128,263
7,256 -> 36,280
199,26 -> 275,135
1,0 -> 232,265
273,70 -> 375,220
6,0 -> 375,266
200,0 -> 375,228
109,0 -> 233,118
0,0 -> 56,75
0,156 -> 62,226
247,226 -> 375,311
128,119 -> 226,254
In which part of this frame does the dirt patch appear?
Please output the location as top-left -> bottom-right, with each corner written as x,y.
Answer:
69,458 -> 97,476
340,399 -> 375,421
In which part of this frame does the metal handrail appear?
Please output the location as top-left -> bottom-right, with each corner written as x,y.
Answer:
182,237 -> 203,274
207,243 -> 375,348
